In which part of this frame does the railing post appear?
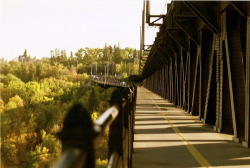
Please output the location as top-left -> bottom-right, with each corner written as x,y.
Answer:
108,89 -> 126,166
126,87 -> 134,168
131,86 -> 137,146
128,86 -> 134,168
55,104 -> 96,168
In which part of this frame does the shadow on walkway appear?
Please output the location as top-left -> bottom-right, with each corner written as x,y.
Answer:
132,87 -> 250,168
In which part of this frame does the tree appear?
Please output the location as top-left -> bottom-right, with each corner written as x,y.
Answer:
23,49 -> 28,58
103,44 -> 111,62
113,45 -> 123,64
70,51 -> 74,59
1,95 -> 38,168
0,44 -> 140,167
7,80 -> 27,101
27,129 -> 61,168
0,73 -> 22,85
88,88 -> 99,113
0,99 -> 4,113
75,48 -> 84,61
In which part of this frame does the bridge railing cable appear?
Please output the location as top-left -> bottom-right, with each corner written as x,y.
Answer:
52,86 -> 137,168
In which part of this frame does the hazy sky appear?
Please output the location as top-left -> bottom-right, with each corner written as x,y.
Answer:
1,0 -> 169,61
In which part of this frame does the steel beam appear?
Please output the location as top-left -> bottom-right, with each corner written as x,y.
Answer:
221,40 -> 234,134
183,1 -> 219,33
191,46 -> 200,116
200,30 -> 213,121
243,11 -> 250,148
225,11 -> 246,142
203,35 -> 217,125
167,29 -> 189,52
141,1 -> 249,147
187,40 -> 197,114
179,49 -> 184,107
182,50 -> 189,111
174,17 -> 200,45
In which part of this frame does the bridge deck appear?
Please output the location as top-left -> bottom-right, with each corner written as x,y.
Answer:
132,87 -> 250,168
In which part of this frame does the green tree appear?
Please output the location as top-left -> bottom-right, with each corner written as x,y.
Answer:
88,87 -> 99,113
23,49 -> 28,58
113,45 -> 123,64
0,98 -> 4,113
103,44 -> 111,62
75,48 -> 84,61
27,130 -> 61,168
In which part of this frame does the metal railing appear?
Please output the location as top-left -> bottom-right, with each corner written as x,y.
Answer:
53,86 -> 137,168
91,76 -> 132,88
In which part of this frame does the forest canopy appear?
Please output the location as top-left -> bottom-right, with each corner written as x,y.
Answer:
0,45 -> 139,168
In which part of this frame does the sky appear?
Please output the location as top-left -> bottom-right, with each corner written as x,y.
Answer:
1,0 -> 170,61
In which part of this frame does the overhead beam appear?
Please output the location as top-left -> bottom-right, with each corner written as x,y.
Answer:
167,29 -> 189,52
174,17 -> 200,45
184,1 -> 219,33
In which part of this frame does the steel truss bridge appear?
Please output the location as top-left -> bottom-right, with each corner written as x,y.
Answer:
141,0 -> 250,147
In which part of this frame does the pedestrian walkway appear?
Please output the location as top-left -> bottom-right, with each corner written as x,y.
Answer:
132,87 -> 250,168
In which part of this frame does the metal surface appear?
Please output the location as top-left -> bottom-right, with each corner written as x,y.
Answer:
141,1 -> 250,147
243,8 -> 250,147
94,106 -> 119,133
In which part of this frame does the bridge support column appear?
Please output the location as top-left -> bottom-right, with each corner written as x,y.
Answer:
243,15 -> 250,148
203,33 -> 216,125
183,51 -> 189,111
189,40 -> 199,115
214,33 -> 223,133
200,30 -> 213,122
225,11 -> 246,142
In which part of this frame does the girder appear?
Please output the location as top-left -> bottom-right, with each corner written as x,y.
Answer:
141,1 -> 250,148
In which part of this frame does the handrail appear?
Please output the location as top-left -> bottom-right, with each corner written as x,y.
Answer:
91,76 -> 131,88
53,148 -> 86,168
52,86 -> 137,168
107,152 -> 120,168
94,106 -> 119,133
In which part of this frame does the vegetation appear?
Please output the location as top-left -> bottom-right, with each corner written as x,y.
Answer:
0,45 -> 139,168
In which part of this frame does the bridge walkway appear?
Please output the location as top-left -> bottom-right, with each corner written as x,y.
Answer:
132,87 -> 250,168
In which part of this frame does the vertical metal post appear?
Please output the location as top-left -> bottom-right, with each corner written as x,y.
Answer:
108,89 -> 125,166
191,46 -> 200,116
142,0 -> 145,50
225,11 -> 246,142
189,40 -> 197,114
224,33 -> 237,139
243,15 -> 250,148
204,33 -> 216,125
169,58 -> 173,102
146,0 -> 150,24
